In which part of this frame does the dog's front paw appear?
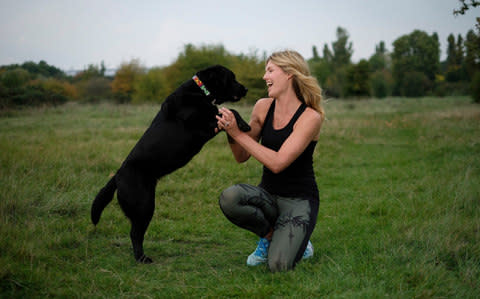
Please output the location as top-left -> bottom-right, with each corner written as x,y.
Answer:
230,109 -> 251,132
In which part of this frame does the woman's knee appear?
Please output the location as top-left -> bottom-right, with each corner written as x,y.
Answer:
219,185 -> 243,213
268,254 -> 295,273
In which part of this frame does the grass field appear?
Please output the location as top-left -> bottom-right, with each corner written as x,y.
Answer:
1,97 -> 479,298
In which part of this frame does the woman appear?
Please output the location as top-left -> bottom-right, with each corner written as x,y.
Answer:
216,50 -> 324,272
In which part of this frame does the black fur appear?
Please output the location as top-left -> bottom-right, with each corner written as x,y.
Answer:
91,65 -> 250,263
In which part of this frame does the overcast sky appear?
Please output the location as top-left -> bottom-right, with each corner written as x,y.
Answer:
1,0 -> 478,71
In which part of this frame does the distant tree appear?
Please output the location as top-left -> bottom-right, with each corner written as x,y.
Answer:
454,0 -> 480,14
392,30 -> 440,96
472,71 -> 480,102
230,52 -> 266,103
370,70 -> 394,98
376,41 -> 387,54
100,61 -> 106,77
111,59 -> 145,103
0,61 -> 80,107
369,41 -> 389,72
132,67 -> 169,104
324,68 -> 348,98
457,35 -> 465,65
71,61 -> 112,102
309,59 -> 332,88
331,27 -> 353,67
317,27 -> 353,67
322,44 -> 333,63
21,60 -> 65,78
368,41 -> 393,98
74,62 -> 106,81
447,34 -> 458,67
78,77 -> 111,102
311,27 -> 354,98
445,34 -> 467,82
312,46 -> 320,61
345,59 -> 371,97
403,71 -> 432,97
157,44 -> 233,97
309,45 -> 332,87
128,44 -> 265,104
37,78 -> 78,100
465,29 -> 480,77
454,0 -> 480,31
0,68 -> 32,89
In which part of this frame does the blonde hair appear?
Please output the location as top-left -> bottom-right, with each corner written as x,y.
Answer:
267,50 -> 324,120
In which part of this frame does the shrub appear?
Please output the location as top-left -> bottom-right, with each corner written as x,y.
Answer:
1,83 -> 69,108
472,71 -> 480,103
345,60 -> 371,97
0,68 -> 31,89
370,72 -> 388,98
323,67 -> 348,98
39,78 -> 78,100
76,77 -> 112,102
111,59 -> 146,103
132,67 -> 168,104
397,71 -> 432,97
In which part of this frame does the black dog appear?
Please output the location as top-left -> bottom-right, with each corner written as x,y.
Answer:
91,65 -> 250,263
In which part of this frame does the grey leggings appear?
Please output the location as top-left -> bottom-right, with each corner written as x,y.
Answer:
219,184 -> 319,272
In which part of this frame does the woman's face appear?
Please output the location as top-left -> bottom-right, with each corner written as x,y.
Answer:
263,60 -> 291,98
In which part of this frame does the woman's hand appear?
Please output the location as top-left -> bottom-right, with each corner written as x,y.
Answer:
216,107 -> 241,138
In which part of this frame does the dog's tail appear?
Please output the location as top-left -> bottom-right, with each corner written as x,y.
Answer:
91,175 -> 117,225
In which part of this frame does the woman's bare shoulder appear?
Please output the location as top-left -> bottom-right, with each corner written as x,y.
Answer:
303,106 -> 323,122
251,98 -> 273,118
254,98 -> 274,110
295,107 -> 323,138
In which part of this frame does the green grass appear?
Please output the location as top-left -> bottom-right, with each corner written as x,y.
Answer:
1,97 -> 479,298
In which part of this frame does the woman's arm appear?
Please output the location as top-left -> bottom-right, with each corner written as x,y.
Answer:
218,104 -> 322,173
223,98 -> 271,163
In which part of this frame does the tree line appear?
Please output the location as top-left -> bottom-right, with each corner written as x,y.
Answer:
311,27 -> 480,100
1,27 -> 480,109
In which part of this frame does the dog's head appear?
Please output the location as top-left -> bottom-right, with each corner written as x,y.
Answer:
195,65 -> 248,104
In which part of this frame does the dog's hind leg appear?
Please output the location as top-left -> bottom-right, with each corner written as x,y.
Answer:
117,171 -> 156,263
130,209 -> 154,263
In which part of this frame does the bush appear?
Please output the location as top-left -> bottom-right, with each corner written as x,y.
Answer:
76,77 -> 112,102
111,59 -> 145,103
0,68 -> 32,89
370,70 -> 394,99
370,72 -> 388,98
39,78 -> 78,100
345,60 -> 371,97
323,67 -> 348,98
230,54 -> 266,104
0,83 -> 69,108
396,71 -> 432,97
434,81 -> 470,97
132,67 -> 168,104
472,72 -> 480,103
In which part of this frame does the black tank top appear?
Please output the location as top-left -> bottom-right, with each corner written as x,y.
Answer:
259,100 -> 319,199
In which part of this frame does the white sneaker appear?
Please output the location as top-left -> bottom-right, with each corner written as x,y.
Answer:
302,240 -> 314,259
246,238 -> 269,266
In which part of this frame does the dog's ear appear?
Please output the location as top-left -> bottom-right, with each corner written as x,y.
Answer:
198,65 -> 229,86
